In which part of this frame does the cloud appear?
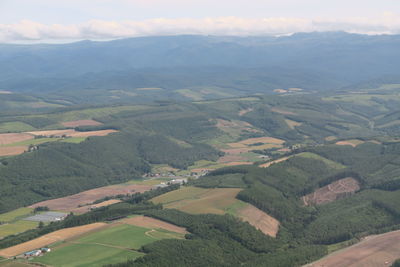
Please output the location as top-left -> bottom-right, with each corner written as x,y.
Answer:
1,14 -> 400,43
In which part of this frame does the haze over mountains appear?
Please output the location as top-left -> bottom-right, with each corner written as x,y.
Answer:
1,31 -> 400,99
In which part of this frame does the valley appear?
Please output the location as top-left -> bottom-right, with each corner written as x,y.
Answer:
1,83 -> 400,266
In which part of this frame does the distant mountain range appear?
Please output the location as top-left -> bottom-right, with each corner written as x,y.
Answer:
1,32 -> 400,98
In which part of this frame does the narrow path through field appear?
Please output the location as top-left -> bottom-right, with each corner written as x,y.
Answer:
144,229 -> 156,238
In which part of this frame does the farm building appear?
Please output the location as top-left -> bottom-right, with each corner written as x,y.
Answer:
153,183 -> 169,189
24,250 -> 41,257
169,179 -> 187,185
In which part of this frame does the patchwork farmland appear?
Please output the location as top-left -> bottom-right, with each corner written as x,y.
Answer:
307,230 -> 400,267
30,183 -> 152,214
151,186 -> 280,237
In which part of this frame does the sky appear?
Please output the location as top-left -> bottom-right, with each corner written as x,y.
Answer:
0,0 -> 400,43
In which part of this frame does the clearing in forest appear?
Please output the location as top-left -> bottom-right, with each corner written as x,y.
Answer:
285,119 -> 302,129
61,119 -> 102,128
335,139 -> 365,147
152,187 -> 243,215
238,137 -> 285,145
236,205 -> 280,237
0,223 -> 107,257
296,152 -> 345,169
215,119 -> 261,136
307,229 -> 400,267
29,184 -> 152,213
220,136 -> 285,164
259,156 -> 291,168
270,107 -> 296,115
302,177 -> 360,206
238,108 -> 253,116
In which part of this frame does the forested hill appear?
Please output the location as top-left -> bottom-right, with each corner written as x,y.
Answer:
1,32 -> 400,99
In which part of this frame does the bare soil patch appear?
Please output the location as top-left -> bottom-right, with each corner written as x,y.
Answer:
0,146 -> 27,157
71,199 -> 122,214
122,216 -> 188,234
239,137 -> 285,145
259,156 -> 291,168
325,136 -> 337,141
0,133 -> 33,145
26,129 -> 117,138
285,119 -> 302,129
0,223 -> 107,257
218,154 -> 247,163
29,184 -> 152,213
215,119 -> 261,134
238,205 -> 280,237
335,139 -> 365,147
238,108 -> 253,116
273,89 -> 288,93
224,162 -> 254,166
302,177 -> 360,206
68,129 -> 118,137
307,230 -> 400,267
61,120 -> 102,128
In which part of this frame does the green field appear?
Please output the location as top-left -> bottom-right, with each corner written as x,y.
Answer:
0,220 -> 38,238
61,137 -> 87,144
152,186 -> 244,215
296,152 -> 346,169
0,259 -> 29,267
3,137 -> 61,147
77,224 -> 159,249
77,224 -> 183,249
0,208 -> 33,222
0,122 -> 36,133
32,224 -> 184,266
34,243 -> 143,267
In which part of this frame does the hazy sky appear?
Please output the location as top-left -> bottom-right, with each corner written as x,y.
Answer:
1,0 -> 400,42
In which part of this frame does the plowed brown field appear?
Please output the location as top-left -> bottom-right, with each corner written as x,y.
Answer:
259,156 -> 291,168
61,120 -> 102,127
0,146 -> 27,156
29,184 -> 152,213
27,129 -> 117,138
0,133 -> 33,145
306,230 -> 400,267
238,205 -> 280,237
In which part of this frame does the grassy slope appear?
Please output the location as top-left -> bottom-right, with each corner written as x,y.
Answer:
0,221 -> 38,238
34,243 -> 143,267
152,186 -> 245,215
0,208 -> 33,222
295,152 -> 345,169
